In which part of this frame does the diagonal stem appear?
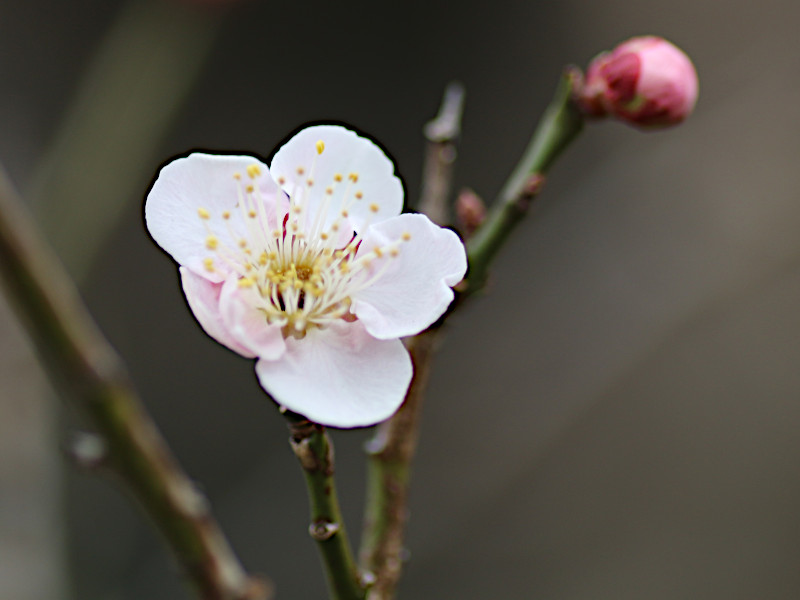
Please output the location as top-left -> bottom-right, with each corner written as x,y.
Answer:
464,68 -> 585,295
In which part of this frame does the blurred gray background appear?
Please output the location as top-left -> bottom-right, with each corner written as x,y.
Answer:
2,0 -> 800,598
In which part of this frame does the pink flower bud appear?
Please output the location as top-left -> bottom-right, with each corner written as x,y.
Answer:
579,36 -> 698,128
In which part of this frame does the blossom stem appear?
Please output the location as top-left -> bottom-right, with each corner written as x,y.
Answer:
0,167 -> 270,600
464,68 -> 585,294
287,415 -> 366,600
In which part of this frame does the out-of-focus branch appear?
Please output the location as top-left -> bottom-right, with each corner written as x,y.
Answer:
358,83 -> 465,600
287,415 -> 366,600
417,82 -> 465,225
28,0 -> 224,280
0,166 -> 270,600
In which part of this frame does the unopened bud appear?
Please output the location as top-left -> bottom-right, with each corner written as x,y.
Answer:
578,36 -> 698,128
456,188 -> 486,237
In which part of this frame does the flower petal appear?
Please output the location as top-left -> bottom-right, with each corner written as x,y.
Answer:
180,267 -> 255,358
218,276 -> 286,360
270,125 -> 403,231
146,153 -> 285,282
255,320 -> 411,428
352,213 -> 467,339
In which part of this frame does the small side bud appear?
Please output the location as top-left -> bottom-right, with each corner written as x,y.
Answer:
67,431 -> 107,469
577,36 -> 698,129
455,188 -> 486,237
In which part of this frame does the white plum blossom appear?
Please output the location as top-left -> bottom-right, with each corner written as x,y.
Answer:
145,125 -> 467,427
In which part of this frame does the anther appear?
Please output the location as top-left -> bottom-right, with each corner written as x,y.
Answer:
248,210 -> 257,218
341,210 -> 349,218
315,140 -> 325,154
355,192 -> 364,199
197,207 -> 211,220
205,235 -> 219,250
348,173 -> 359,182
326,187 -> 334,195
203,257 -> 215,272
334,173 -> 343,182
246,164 -> 261,179
297,167 -> 305,175
222,211 -> 231,219
246,185 -> 254,193
238,277 -> 255,288
307,179 -> 314,186
369,203 -> 379,213
401,232 -> 412,241
233,172 -> 241,180
278,176 -> 286,185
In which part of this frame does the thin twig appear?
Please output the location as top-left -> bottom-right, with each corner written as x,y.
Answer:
287,415 -> 366,600
417,82 -> 465,225
359,330 -> 441,600
0,167 -> 270,600
358,83 -> 465,599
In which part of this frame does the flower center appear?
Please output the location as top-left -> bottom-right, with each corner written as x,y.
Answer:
196,141 -> 408,336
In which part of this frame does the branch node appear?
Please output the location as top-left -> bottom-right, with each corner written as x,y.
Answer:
290,437 -> 319,472
309,519 -> 340,541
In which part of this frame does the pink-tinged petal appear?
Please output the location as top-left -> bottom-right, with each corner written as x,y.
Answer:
352,213 -> 467,339
218,276 -> 286,360
146,153 -> 285,282
255,321 -> 411,428
270,125 -> 403,231
180,267 -> 255,358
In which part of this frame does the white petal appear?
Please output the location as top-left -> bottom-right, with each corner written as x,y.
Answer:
145,153 -> 285,282
352,213 -> 467,339
218,276 -> 286,360
270,125 -> 403,231
180,267 -> 255,358
255,320 -> 411,428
